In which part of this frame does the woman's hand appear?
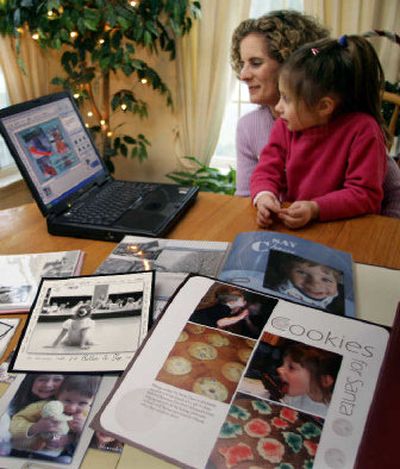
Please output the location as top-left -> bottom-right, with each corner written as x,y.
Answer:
278,201 -> 319,229
255,193 -> 281,227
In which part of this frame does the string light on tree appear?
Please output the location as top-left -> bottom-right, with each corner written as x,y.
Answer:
32,32 -> 39,40
121,103 -> 127,111
100,119 -> 106,126
73,93 -> 80,99
87,111 -> 93,117
85,123 -> 90,128
70,31 -> 78,39
107,131 -> 113,137
140,78 -> 148,84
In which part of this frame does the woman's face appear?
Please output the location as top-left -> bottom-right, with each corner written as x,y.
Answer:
239,33 -> 281,107
31,374 -> 64,400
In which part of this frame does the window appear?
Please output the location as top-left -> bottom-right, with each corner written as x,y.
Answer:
211,0 -> 303,170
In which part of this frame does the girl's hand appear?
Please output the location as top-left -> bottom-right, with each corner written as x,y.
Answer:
255,193 -> 281,228
217,309 -> 249,328
278,201 -> 319,229
28,417 -> 62,436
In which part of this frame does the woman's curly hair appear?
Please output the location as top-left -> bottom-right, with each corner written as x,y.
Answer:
231,10 -> 330,76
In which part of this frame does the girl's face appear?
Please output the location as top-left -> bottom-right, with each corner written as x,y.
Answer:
288,263 -> 338,300
277,357 -> 311,396
31,374 -> 64,400
239,33 -> 281,107
275,78 -> 323,131
227,296 -> 246,311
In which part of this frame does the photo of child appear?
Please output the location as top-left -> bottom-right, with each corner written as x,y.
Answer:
189,282 -> 277,339
239,334 -> 342,418
0,373 -> 101,464
263,250 -> 345,315
50,304 -> 95,350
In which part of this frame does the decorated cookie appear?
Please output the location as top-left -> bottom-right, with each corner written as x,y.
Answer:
177,331 -> 189,342
188,342 -> 218,361
163,356 -> 192,375
237,347 -> 253,363
186,323 -> 206,335
206,332 -> 230,347
244,418 -> 271,438
219,443 -> 254,468
193,377 -> 228,402
222,362 -> 245,383
257,437 -> 285,463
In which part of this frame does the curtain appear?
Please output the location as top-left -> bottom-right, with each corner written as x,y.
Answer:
303,0 -> 400,82
174,0 -> 251,168
0,31 -> 59,104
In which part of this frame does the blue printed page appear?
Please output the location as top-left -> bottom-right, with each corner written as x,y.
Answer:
219,232 -> 354,317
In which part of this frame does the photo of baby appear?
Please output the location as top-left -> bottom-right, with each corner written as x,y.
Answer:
263,250 -> 345,315
239,334 -> 342,418
0,373 -> 101,464
189,282 -> 277,339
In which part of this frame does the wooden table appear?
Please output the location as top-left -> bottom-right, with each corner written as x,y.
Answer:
1,193 -> 400,468
1,192 -> 400,271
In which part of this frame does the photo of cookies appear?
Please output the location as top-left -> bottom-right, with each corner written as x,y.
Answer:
156,323 -> 256,403
207,392 -> 323,468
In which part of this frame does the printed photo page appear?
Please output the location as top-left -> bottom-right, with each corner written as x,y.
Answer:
8,271 -> 154,374
0,250 -> 84,313
219,232 -> 355,318
93,275 -> 388,469
0,373 -> 117,469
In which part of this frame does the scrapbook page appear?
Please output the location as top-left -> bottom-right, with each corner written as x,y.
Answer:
219,232 -> 355,317
0,251 -> 84,313
93,276 -> 388,469
8,272 -> 154,374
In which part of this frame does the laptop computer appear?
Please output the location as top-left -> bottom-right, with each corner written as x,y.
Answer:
0,91 -> 198,241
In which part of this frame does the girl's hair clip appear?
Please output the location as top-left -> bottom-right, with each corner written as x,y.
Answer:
338,35 -> 348,47
311,47 -> 319,56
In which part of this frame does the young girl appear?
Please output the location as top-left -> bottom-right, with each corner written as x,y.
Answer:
8,374 -> 64,418
251,35 -> 389,229
277,344 -> 341,417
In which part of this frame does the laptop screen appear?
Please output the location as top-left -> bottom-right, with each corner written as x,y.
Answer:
0,93 -> 106,211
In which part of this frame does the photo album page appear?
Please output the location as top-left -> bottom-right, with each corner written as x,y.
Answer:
93,275 -> 389,469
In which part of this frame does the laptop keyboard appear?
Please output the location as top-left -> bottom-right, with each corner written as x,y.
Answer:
64,181 -> 157,225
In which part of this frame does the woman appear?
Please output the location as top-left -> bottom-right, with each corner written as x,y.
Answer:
230,10 -> 400,218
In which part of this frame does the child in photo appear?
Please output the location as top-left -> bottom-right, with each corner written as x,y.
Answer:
277,343 -> 341,418
0,374 -> 64,456
50,303 -> 95,349
9,375 -> 100,463
269,254 -> 343,313
251,35 -> 389,229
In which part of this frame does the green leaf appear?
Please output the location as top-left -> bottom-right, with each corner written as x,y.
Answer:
123,135 -> 136,144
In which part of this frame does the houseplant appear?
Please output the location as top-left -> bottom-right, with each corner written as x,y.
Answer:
0,0 -> 201,172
